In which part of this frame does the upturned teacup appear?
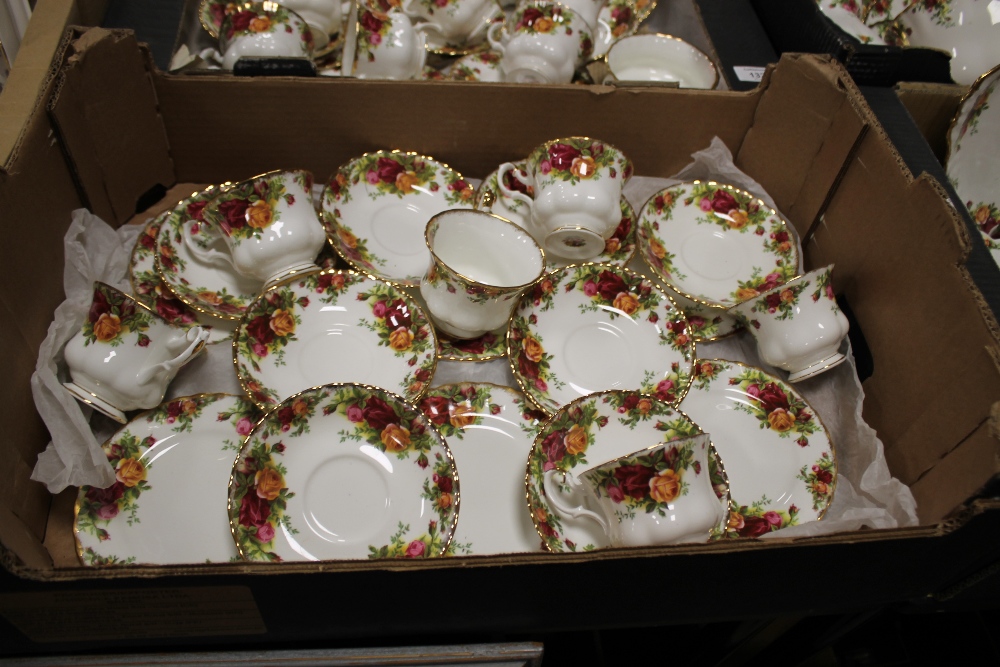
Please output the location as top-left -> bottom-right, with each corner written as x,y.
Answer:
420,209 -> 545,339
185,169 -> 327,287
487,1 -> 594,84
345,0 -> 435,79
496,136 -> 632,260
729,264 -> 850,383
282,0 -> 344,48
63,283 -> 210,423
543,433 -> 726,547
402,0 -> 500,46
219,2 -> 315,70
604,33 -> 719,88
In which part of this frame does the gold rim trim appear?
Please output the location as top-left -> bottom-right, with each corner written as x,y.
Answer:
424,209 -> 546,292
227,382 -> 460,561
944,62 -> 1000,169
523,390 -> 726,553
505,261 -> 696,417
685,357 -> 838,524
231,267 -> 439,411
321,149 -> 474,289
73,392 -> 249,567
636,180 -> 800,309
601,32 -> 720,90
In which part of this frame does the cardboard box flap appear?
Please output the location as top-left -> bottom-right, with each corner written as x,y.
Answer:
736,53 -> 867,238
48,29 -> 174,226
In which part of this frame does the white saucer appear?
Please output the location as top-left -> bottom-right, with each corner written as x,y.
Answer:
677,359 -> 836,536
525,389 -> 727,552
637,181 -> 800,308
234,269 -> 437,409
321,150 -> 476,287
419,383 -> 547,554
229,383 -> 459,561
508,263 -> 695,416
74,393 -> 261,565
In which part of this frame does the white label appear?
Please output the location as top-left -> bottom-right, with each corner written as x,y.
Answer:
733,66 -> 767,83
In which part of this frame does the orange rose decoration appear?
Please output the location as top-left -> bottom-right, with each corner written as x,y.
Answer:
388,326 -> 414,351
292,399 -> 310,416
565,424 -> 588,455
269,308 -> 295,337
735,287 -> 759,301
727,210 -> 749,229
437,492 -> 453,510
395,171 -> 419,193
381,423 -> 411,452
767,408 -> 795,432
534,16 -> 554,32
116,458 -> 146,487
449,403 -> 477,428
649,238 -> 667,260
337,227 -> 358,249
649,469 -> 681,503
246,200 -> 272,229
249,15 -> 271,32
255,467 -> 284,500
570,156 -> 596,179
636,397 -> 653,415
523,335 -> 545,362
94,313 -> 122,342
613,292 -> 640,315
779,289 -> 795,303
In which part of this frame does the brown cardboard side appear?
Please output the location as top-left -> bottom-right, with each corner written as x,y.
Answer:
909,414 -> 1000,524
735,54 -> 864,236
153,77 -> 759,185
0,29 -> 90,562
805,125 -> 1000,499
48,30 -> 174,226
895,82 -> 965,165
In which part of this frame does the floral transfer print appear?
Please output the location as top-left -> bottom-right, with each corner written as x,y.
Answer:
738,280 -> 811,325
157,189 -> 255,318
510,264 -> 692,414
81,284 -> 154,348
640,187 -> 687,282
810,268 -> 838,310
131,217 -> 202,328
514,3 -> 593,60
605,0 -> 638,39
527,392 -> 700,552
797,450 -> 836,511
528,137 -> 629,190
420,383 -> 502,439
229,435 -> 296,562
329,152 -> 473,205
220,3 -> 314,51
725,495 -> 799,538
969,201 -> 1000,249
203,171 -> 311,245
77,429 -> 153,552
450,51 -> 502,80
730,367 -> 821,445
436,328 -> 506,360
587,439 -> 699,518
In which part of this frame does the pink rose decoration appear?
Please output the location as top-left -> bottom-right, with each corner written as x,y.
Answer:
236,417 -> 254,436
405,540 -> 426,558
256,522 -> 275,543
699,198 -> 713,212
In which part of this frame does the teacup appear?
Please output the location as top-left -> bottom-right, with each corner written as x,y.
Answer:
543,433 -> 726,547
604,33 -> 719,88
345,0 -> 434,79
402,0 -> 500,46
185,169 -> 327,288
219,2 -> 315,70
496,136 -> 632,260
63,283 -> 210,423
283,0 -> 344,48
487,1 -> 594,84
552,0 -> 605,32
729,264 -> 850,383
420,209 -> 545,339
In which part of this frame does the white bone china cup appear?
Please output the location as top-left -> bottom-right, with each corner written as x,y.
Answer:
402,0 -> 500,45
282,0 -> 344,48
543,433 -> 726,547
420,209 -> 545,339
63,283 -> 210,423
346,0 -> 436,79
604,33 -> 719,88
487,1 -> 594,84
728,264 -> 850,383
219,2 -> 315,70
496,136 -> 632,261
184,169 -> 327,288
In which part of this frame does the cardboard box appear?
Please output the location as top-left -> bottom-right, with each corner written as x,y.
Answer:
1,27 -> 999,649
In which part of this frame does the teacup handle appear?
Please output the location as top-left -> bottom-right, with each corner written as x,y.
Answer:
595,17 -> 612,51
486,21 -> 506,54
542,469 -> 609,534
181,219 -> 236,270
135,327 -> 210,386
496,162 -> 535,208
